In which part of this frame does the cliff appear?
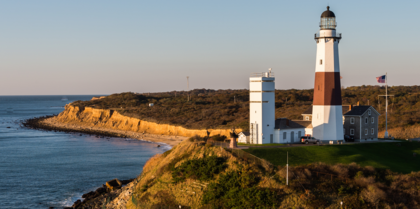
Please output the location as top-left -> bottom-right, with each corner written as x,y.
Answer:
56,104 -> 241,138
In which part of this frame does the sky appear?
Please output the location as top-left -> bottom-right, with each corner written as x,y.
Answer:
1,1 -> 419,95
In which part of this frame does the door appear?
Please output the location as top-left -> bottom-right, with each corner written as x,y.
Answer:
270,134 -> 273,144
291,131 -> 294,143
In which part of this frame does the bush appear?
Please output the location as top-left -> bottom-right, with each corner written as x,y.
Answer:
188,135 -> 206,142
202,169 -> 280,208
171,156 -> 227,183
212,134 -> 227,142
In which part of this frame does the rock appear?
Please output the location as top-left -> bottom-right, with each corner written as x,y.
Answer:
96,186 -> 107,194
72,199 -> 82,208
157,145 -> 161,147
120,178 -> 134,185
106,179 -> 122,191
82,191 -> 96,200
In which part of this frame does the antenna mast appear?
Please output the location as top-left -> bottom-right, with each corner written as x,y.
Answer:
187,76 -> 190,101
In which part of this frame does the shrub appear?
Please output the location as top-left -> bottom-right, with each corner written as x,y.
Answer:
202,169 -> 280,208
188,135 -> 206,142
212,134 -> 227,142
355,171 -> 364,179
171,156 -> 227,183
361,185 -> 386,206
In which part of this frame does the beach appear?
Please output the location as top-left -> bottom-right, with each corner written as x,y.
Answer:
35,116 -> 188,147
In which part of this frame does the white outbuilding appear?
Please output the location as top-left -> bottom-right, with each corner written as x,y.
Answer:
237,132 -> 250,143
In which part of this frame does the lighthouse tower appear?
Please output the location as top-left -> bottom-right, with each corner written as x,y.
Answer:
249,69 -> 275,144
312,6 -> 344,142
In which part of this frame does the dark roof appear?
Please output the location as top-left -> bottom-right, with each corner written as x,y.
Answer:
292,120 -> 312,128
275,118 -> 306,130
321,6 -> 335,18
302,105 -> 350,115
239,132 -> 250,136
344,106 -> 373,116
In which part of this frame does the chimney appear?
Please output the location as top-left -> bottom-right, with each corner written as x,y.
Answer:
349,105 -> 352,110
357,101 -> 360,106
286,119 -> 290,127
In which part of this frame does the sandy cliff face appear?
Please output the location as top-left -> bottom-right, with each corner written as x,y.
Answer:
57,104 -> 240,138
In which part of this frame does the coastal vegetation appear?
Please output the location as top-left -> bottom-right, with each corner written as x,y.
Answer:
122,140 -> 420,208
72,85 -> 420,139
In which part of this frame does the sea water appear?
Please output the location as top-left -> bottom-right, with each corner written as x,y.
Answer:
0,96 -> 168,208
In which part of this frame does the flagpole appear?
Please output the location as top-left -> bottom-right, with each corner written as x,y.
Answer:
385,72 -> 388,138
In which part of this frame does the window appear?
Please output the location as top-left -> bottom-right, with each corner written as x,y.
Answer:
371,117 -> 374,124
350,129 -> 354,135
306,116 -> 309,120
365,129 -> 368,135
320,59 -> 323,65
298,131 -> 302,138
283,132 -> 287,140
343,128 -> 346,134
368,110 -> 371,115
371,128 -> 374,135
350,117 -> 355,124
365,118 -> 368,124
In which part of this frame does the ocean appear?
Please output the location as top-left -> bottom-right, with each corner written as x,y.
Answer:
0,95 -> 168,209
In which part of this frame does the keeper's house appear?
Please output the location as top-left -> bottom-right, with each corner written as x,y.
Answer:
343,106 -> 380,141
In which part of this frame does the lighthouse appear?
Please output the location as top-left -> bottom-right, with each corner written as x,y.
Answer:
311,6 -> 344,142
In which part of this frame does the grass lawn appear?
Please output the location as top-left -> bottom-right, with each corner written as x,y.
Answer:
237,143 -> 285,146
244,141 -> 420,174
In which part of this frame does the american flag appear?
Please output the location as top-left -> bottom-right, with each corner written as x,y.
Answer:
376,75 -> 386,83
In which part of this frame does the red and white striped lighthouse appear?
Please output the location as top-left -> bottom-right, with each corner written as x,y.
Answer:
311,6 -> 344,142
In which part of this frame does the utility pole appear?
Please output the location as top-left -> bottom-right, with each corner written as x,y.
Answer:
286,152 -> 289,186
186,76 -> 189,102
385,72 -> 388,138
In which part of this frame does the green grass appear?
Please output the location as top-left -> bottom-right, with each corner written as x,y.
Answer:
244,141 -> 420,174
237,143 -> 285,146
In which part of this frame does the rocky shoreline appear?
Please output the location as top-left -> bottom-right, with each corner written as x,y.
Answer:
68,178 -> 134,209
